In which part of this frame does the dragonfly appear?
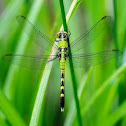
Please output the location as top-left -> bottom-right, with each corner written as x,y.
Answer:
2,15 -> 123,112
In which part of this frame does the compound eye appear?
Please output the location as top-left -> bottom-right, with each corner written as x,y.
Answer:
63,34 -> 66,38
64,33 -> 68,39
58,33 -> 62,38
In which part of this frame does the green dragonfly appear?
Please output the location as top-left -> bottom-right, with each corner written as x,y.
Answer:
2,15 -> 122,112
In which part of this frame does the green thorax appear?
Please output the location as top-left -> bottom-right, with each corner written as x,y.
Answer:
58,40 -> 68,48
58,39 -> 68,70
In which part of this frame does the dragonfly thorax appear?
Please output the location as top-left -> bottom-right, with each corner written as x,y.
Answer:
57,31 -> 69,61
58,47 -> 68,60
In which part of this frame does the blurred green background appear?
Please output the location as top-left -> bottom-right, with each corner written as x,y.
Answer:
0,0 -> 126,126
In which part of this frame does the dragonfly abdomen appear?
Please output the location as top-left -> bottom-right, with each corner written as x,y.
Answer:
60,69 -> 65,112
59,48 -> 67,112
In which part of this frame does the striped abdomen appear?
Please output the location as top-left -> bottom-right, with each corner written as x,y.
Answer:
60,49 -> 66,112
60,69 -> 65,112
58,41 -> 68,112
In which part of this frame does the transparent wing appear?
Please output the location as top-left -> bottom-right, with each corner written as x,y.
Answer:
16,15 -> 58,52
70,16 -> 111,54
2,54 -> 58,70
68,50 -> 123,68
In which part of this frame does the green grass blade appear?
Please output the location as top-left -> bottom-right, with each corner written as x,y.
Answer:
107,101 -> 126,126
66,0 -> 81,24
59,0 -> 82,126
60,0 -> 82,30
113,0 -> 120,68
68,51 -> 82,126
29,63 -> 53,126
59,0 -> 67,31
0,118 -> 8,126
81,64 -> 126,116
64,68 -> 92,126
101,77 -> 121,120
113,0 -> 118,49
0,0 -> 24,38
0,90 -> 26,126
3,0 -> 44,100
122,30 -> 126,64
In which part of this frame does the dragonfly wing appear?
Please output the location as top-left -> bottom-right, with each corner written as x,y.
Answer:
70,16 -> 111,54
68,50 -> 123,68
2,54 -> 58,70
16,15 -> 58,52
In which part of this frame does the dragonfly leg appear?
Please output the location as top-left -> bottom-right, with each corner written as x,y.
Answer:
67,29 -> 71,37
55,37 -> 59,42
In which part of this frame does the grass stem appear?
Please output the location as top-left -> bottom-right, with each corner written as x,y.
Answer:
0,90 -> 26,126
59,0 -> 82,126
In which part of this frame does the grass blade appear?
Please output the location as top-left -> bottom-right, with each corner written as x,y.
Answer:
59,0 -> 82,126
0,0 -> 24,38
61,0 -> 82,30
113,0 -> 118,49
113,0 -> 120,68
107,101 -> 126,126
3,0 -> 44,100
101,77 -> 121,119
64,68 -> 92,126
0,90 -> 26,126
82,64 -> 126,117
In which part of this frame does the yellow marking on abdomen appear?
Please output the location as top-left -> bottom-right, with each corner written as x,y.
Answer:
60,94 -> 64,97
61,86 -> 64,90
61,78 -> 64,81
61,70 -> 65,78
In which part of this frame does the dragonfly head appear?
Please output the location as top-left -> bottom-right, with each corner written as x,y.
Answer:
55,31 -> 68,42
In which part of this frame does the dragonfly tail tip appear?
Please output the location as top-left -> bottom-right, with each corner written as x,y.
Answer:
61,107 -> 64,112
